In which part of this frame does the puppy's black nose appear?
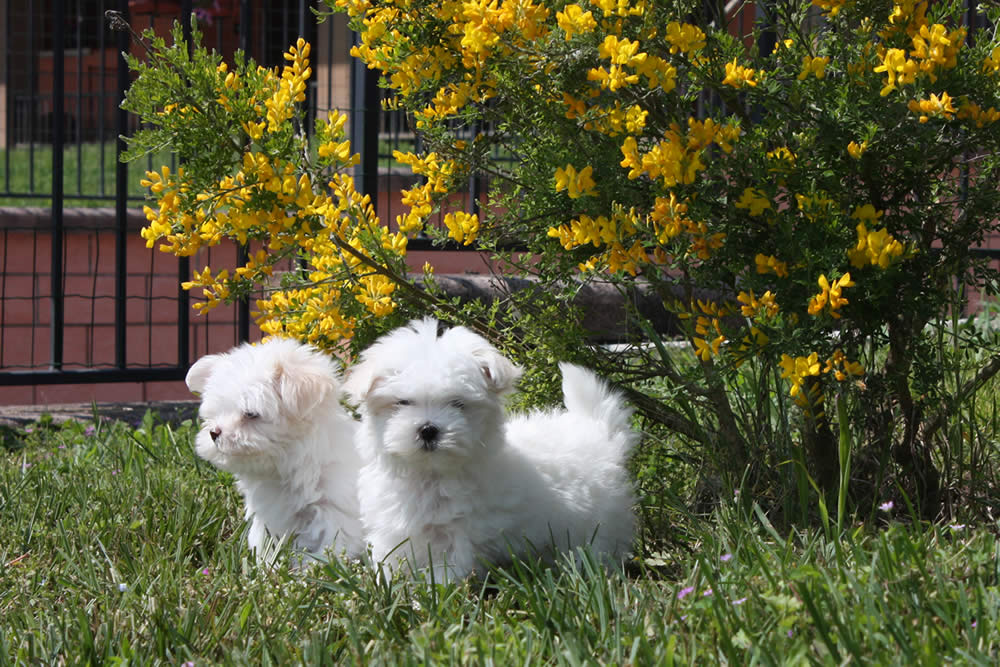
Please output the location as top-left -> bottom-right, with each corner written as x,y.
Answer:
418,423 -> 439,449
210,427 -> 222,442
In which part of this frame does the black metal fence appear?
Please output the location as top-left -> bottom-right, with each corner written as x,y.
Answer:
0,0 -> 392,391
2,0 -> 996,396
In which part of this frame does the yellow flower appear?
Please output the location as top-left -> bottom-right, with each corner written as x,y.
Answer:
693,335 -> 724,361
823,349 -> 865,381
722,59 -> 759,88
984,46 -> 1000,75
957,99 -> 1000,128
779,352 -> 821,398
811,0 -> 848,17
556,4 -> 596,40
847,140 -> 868,159
693,315 -> 725,361
554,164 -> 597,198
443,210 -> 480,245
807,273 -> 854,318
734,187 -> 771,216
797,55 -> 830,80
907,92 -> 957,122
356,274 -> 397,317
737,290 -> 779,319
848,222 -> 904,269
664,22 -> 705,55
910,23 -> 965,80
874,48 -> 918,96
755,253 -> 789,278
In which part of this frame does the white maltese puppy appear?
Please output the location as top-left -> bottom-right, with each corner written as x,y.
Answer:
343,318 -> 638,581
186,338 -> 365,564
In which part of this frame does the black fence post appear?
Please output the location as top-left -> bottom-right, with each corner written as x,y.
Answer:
351,34 -> 379,203
50,0 -> 65,371
236,0 -> 252,344
178,0 -> 193,365
115,0 -> 130,369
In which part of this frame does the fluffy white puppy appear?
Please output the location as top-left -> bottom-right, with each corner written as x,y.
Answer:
344,318 -> 638,581
186,338 -> 365,564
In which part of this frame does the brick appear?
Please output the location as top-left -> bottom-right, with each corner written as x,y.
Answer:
1,324 -> 50,369
1,275 -> 40,325
143,380 -> 195,402
0,229 -> 49,275
0,385 -> 36,405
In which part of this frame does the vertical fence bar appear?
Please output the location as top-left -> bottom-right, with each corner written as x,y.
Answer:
178,0 -> 192,364
115,0 -> 130,367
236,0 -> 251,343
50,0 -> 66,370
351,35 -> 379,203
966,0 -> 978,46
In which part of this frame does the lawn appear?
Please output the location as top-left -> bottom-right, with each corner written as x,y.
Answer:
0,138 -> 417,210
0,142 -> 175,208
2,412 -> 999,664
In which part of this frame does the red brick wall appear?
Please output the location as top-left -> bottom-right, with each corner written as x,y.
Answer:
0,205 -> 493,406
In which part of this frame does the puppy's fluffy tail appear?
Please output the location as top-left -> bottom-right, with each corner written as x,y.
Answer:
559,362 -> 639,458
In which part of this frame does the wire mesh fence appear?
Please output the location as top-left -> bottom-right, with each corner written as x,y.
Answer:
0,0 -> 361,399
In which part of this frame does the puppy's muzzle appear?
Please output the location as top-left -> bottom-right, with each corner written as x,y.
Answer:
418,423 -> 439,451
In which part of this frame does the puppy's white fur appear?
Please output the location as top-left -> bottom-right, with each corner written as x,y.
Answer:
344,318 -> 637,581
186,338 -> 364,563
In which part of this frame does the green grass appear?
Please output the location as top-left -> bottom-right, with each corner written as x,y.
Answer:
0,142 -> 173,208
3,413 -> 1000,663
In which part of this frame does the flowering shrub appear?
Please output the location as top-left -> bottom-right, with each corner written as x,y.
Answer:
324,0 -> 1000,515
128,1 -> 1000,517
123,25 -> 411,352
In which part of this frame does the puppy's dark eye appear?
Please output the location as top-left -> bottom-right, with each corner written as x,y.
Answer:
395,399 -> 412,407
450,400 -> 465,410
243,410 -> 260,420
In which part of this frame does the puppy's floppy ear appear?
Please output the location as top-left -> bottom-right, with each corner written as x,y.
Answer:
473,348 -> 523,395
186,354 -> 222,395
274,354 -> 339,418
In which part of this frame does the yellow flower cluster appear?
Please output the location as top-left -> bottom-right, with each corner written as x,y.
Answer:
779,353 -> 821,398
556,4 -> 597,40
693,315 -> 725,362
684,299 -> 727,362
755,253 -> 789,278
620,118 -> 737,188
734,187 -> 771,216
847,140 -> 868,159
139,40 -> 409,346
664,22 -> 705,56
907,92 -> 956,122
443,210 -> 480,245
824,349 -> 865,381
848,222 -> 904,269
985,46 -> 1000,75
722,59 -> 759,88
807,273 -> 854,319
957,99 -> 1000,127
393,151 -> 462,234
737,290 -> 779,319
265,38 -> 310,133
568,100 -> 649,136
874,48 -> 919,96
554,164 -> 597,199
874,15 -> 965,96
811,0 -> 849,18
798,55 -> 830,80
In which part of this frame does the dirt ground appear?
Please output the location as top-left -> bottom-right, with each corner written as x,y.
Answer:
0,401 -> 200,428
